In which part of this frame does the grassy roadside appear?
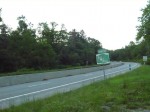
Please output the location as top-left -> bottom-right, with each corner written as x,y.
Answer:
1,66 -> 150,112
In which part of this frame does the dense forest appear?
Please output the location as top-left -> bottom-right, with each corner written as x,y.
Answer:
110,0 -> 150,65
0,10 -> 102,72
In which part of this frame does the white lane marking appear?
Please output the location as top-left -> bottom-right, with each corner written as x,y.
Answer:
106,68 -> 129,76
107,63 -> 139,76
0,75 -> 103,102
28,82 -> 52,87
0,63 -> 140,102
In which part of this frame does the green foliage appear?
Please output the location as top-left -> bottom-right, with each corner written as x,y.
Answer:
109,40 -> 150,63
109,41 -> 139,61
136,0 -> 150,41
136,0 -> 150,56
0,10 -> 102,73
146,58 -> 150,65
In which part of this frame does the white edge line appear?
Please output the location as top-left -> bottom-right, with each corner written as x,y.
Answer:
0,63 -> 140,102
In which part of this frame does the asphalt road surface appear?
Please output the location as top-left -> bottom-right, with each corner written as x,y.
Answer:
0,62 -> 140,109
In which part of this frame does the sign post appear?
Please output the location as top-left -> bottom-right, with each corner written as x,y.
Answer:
96,49 -> 110,79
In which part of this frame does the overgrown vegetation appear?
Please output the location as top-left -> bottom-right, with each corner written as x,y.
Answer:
0,11 -> 102,73
1,66 -> 150,112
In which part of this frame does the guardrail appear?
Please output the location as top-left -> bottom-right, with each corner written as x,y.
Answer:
0,63 -> 124,87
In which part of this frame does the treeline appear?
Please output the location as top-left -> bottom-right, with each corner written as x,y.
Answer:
0,15 -> 102,72
109,0 -> 150,64
109,41 -> 149,63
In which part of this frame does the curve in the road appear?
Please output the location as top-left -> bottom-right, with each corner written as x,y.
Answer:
0,62 -> 140,109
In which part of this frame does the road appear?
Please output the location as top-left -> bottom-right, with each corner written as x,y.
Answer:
0,62 -> 140,109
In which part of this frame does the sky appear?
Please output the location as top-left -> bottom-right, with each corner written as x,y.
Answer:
0,0 -> 148,50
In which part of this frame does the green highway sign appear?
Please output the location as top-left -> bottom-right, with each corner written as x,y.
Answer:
96,53 -> 110,65
97,49 -> 106,54
96,49 -> 110,65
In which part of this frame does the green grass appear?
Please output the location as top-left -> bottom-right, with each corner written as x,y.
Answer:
1,66 -> 150,112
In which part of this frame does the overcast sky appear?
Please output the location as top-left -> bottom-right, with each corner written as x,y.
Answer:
0,0 -> 148,50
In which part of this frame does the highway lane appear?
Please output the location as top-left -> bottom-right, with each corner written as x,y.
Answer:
0,62 -> 140,109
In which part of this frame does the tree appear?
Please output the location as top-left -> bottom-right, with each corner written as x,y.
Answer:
136,1 -> 150,56
0,10 -> 103,72
0,9 -> 17,72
